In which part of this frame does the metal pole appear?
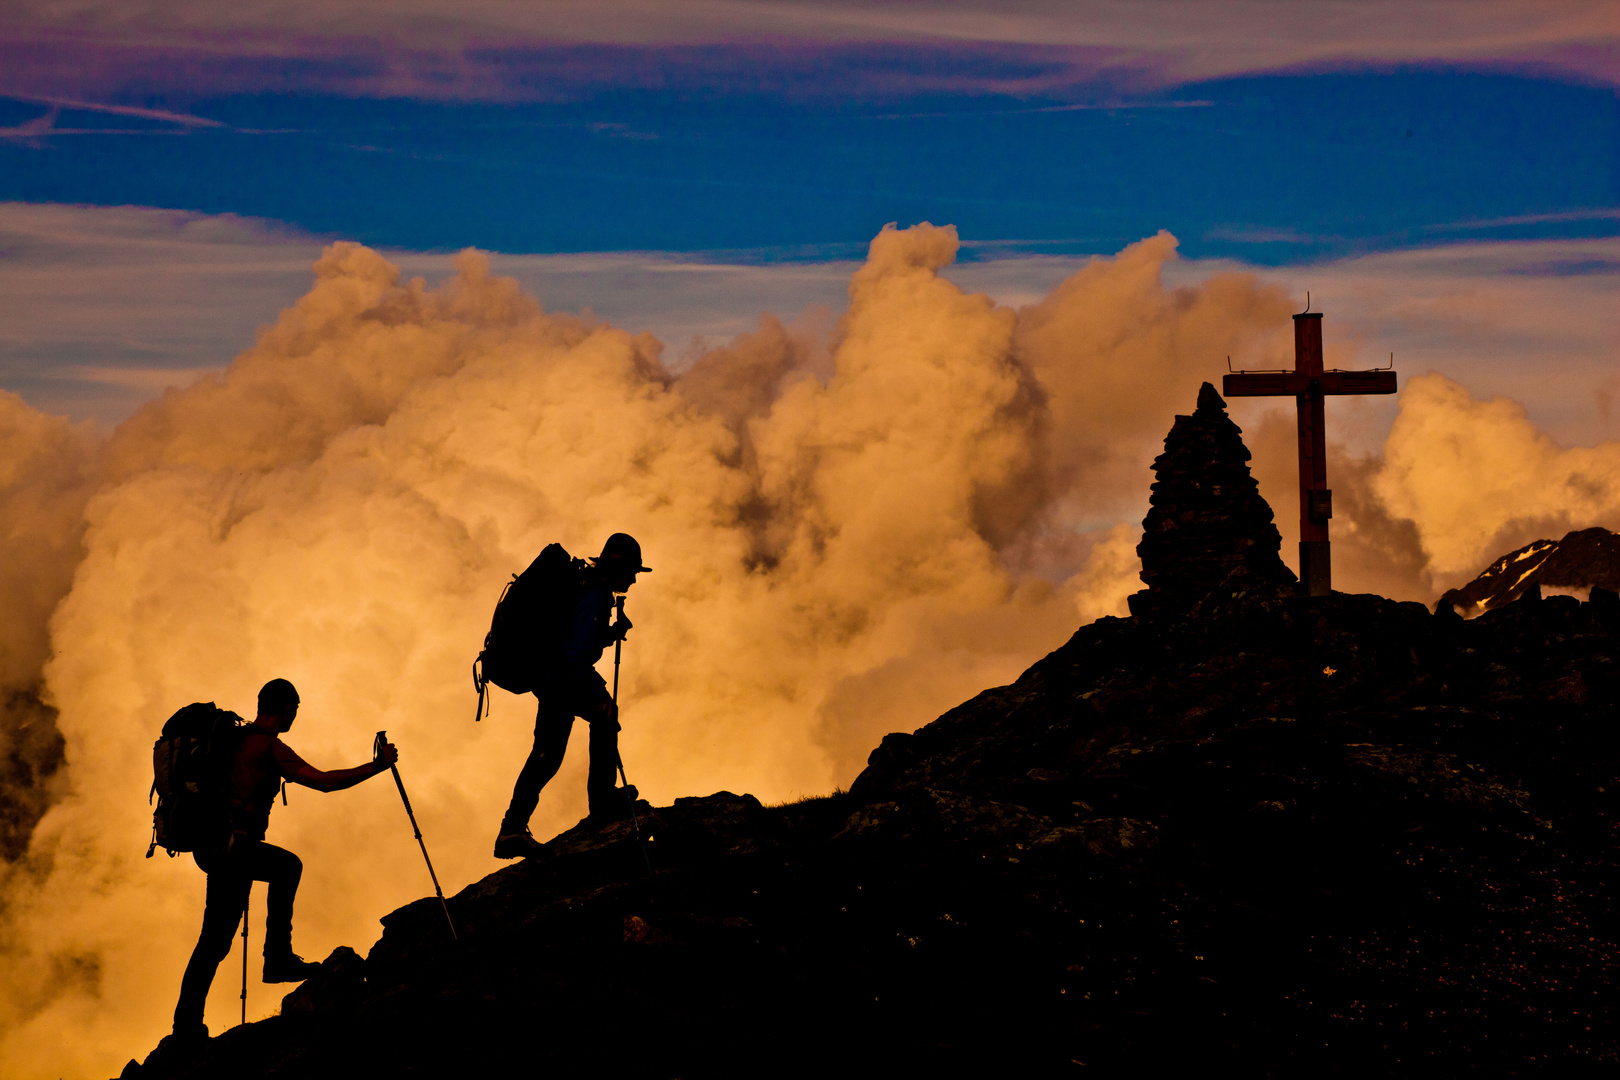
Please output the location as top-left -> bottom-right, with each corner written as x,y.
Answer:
240,887 -> 249,1026
374,732 -> 458,941
612,597 -> 623,723
613,596 -> 655,883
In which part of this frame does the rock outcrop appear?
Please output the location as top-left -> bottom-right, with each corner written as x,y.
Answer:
1128,382 -> 1295,618
1440,525 -> 1620,614
123,398 -> 1620,1080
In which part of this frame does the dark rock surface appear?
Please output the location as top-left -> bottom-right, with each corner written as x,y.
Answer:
1128,381 -> 1296,619
124,397 -> 1620,1079
123,585 -> 1620,1079
1441,526 -> 1620,614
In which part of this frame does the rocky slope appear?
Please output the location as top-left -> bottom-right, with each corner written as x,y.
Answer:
125,389 -> 1620,1078
1440,526 -> 1620,614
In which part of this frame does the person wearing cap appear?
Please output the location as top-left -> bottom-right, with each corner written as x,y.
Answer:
494,533 -> 649,859
166,678 -> 398,1047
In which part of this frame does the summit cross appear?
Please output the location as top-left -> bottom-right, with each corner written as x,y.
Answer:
1223,310 -> 1397,597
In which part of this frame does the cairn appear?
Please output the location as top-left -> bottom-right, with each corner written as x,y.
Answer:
1128,382 -> 1295,618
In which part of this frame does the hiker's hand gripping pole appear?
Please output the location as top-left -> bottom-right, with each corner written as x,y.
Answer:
374,731 -> 457,941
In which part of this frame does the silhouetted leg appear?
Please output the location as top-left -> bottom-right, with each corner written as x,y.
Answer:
586,685 -> 622,816
500,697 -> 574,834
172,853 -> 249,1031
242,842 -> 303,958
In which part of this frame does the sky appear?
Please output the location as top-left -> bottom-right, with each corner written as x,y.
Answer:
1,1 -> 1616,423
0,3 -> 1617,1077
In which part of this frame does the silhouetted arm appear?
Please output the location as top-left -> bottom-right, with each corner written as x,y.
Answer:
287,742 -> 398,792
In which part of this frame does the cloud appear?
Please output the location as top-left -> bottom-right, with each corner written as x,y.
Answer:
0,104 -> 57,145
1245,412 -> 1438,602
0,202 -> 858,426
1,219 -> 1618,1075
0,225 -> 1273,1076
0,1 -> 1612,106
0,93 -> 222,128
6,201 -> 1614,459
1375,374 -> 1620,578
1210,238 -> 1620,455
0,391 -> 95,863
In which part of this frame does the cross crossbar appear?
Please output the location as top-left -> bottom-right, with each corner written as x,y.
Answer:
1223,369 -> 1397,398
1220,312 -> 1397,596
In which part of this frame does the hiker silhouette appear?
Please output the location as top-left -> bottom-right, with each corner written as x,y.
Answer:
494,532 -> 648,859
167,678 -> 397,1045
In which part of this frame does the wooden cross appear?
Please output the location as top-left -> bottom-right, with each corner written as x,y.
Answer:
1223,310 -> 1397,596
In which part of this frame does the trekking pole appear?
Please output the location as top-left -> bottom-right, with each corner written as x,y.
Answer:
374,731 -> 458,941
612,597 -> 656,884
240,888 -> 249,1026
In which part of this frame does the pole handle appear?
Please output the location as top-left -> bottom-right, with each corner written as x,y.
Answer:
374,730 -> 387,761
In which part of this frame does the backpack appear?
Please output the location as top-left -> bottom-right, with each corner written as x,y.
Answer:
472,543 -> 590,720
146,702 -> 246,858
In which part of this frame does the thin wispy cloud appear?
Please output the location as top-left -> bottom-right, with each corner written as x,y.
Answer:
0,94 -> 231,145
68,365 -> 222,390
0,104 -> 230,160
1435,208 -> 1620,232
865,98 -> 1215,120
4,93 -> 224,127
0,104 -> 56,145
0,1 -> 1612,106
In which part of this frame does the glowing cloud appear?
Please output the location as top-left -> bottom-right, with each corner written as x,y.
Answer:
1377,373 -> 1620,576
4,221 -> 1616,1076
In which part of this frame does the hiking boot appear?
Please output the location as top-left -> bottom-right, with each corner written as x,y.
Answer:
493,828 -> 549,860
263,951 -> 322,984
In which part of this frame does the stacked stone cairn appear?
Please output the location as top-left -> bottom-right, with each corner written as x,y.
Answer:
1128,382 -> 1296,618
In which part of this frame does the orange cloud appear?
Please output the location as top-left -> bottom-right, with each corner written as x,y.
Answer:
2,221 -> 1617,1076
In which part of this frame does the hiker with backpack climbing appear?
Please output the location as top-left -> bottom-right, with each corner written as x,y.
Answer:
486,533 -> 648,859
165,678 -> 398,1045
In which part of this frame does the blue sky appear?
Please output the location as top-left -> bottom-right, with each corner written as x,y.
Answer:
4,64 -> 1615,262
0,1 -> 1615,423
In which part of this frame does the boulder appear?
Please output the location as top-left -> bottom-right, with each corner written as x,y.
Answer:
279,947 -> 366,1018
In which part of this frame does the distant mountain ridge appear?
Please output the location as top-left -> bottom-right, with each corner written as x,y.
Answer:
1440,526 -> 1620,614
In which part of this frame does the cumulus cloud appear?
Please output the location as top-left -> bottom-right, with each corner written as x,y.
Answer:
0,223 -> 1309,1076
0,202 -> 862,428
1244,411 -> 1437,602
2,220 -> 1617,1076
1376,374 -> 1620,579
1011,232 -> 1296,562
0,391 -> 96,858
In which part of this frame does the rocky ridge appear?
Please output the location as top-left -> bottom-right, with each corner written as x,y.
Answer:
125,389 -> 1620,1079
1441,526 -> 1620,614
